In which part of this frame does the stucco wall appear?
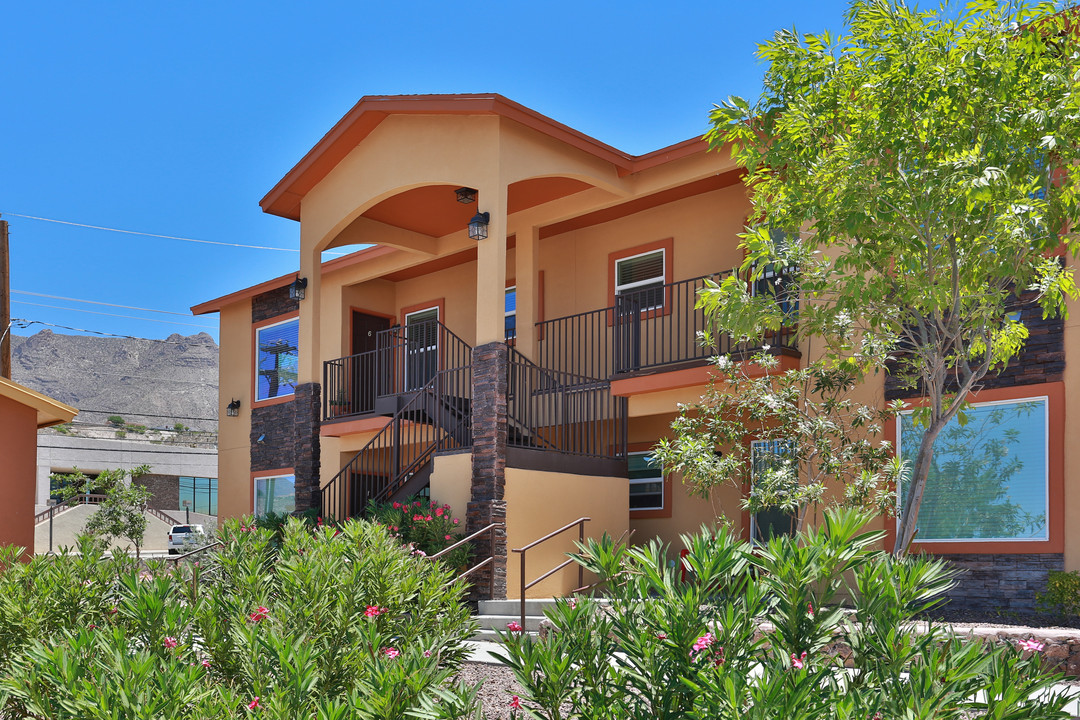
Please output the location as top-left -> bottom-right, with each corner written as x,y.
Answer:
504,467 -> 629,599
217,299 -> 253,519
0,394 -> 39,555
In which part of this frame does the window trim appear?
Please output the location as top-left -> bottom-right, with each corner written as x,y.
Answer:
627,442 -> 672,519
251,469 -> 296,517
884,382 -> 1064,555
505,284 -> 517,343
607,238 -> 675,325
251,312 -> 300,408
896,395 -> 1050,545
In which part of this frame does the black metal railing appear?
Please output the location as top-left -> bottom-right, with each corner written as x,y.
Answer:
536,270 -> 799,379
321,364 -> 473,520
507,349 -> 627,460
323,319 -> 474,422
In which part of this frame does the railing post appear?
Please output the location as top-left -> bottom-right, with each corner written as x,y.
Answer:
578,520 -> 584,591
520,548 -> 527,630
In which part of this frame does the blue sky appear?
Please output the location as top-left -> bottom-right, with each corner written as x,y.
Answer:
1,1 -> 852,343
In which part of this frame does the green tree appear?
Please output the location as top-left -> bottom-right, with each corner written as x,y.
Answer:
706,0 -> 1080,554
53,466 -> 153,558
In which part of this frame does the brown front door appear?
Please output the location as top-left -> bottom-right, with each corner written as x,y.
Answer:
351,311 -> 391,413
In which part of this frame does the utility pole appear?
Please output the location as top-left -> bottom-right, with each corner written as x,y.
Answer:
0,216 -> 10,379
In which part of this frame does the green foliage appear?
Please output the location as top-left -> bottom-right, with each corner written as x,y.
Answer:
705,0 -> 1080,554
115,429 -> 127,439
53,465 -> 154,558
494,508 -> 1069,719
1037,570 -> 1080,619
107,415 -> 125,427
126,423 -> 147,434
368,496 -> 472,569
653,351 -> 900,532
174,422 -> 188,432
0,517 -> 479,720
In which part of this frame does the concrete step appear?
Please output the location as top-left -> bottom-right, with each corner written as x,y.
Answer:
478,598 -> 563,616
469,628 -> 540,643
474,614 -> 548,632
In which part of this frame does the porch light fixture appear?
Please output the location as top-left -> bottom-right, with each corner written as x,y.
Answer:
226,399 -> 241,417
289,276 -> 308,301
454,187 -> 477,204
468,211 -> 490,241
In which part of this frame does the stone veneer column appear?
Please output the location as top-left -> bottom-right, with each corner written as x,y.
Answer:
292,382 -> 321,513
468,341 -> 509,600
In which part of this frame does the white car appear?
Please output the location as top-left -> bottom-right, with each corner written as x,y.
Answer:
167,524 -> 205,554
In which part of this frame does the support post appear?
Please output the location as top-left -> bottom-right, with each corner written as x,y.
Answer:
468,341 -> 509,600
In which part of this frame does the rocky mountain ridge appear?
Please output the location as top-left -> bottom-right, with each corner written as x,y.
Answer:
10,330 -> 218,431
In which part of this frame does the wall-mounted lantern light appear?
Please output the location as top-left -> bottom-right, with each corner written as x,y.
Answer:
289,276 -> 308,300
226,399 -> 241,417
455,187 -> 477,204
468,212 -> 490,241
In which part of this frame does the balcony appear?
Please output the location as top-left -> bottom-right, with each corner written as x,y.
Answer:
536,270 -> 798,381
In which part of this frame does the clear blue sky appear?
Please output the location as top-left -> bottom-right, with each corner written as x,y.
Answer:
1,1 -> 852,343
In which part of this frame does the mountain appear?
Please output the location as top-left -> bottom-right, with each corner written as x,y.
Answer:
9,330 -> 219,431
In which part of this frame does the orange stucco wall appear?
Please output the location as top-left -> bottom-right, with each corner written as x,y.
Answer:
217,299 -> 254,520
0,394 -> 39,555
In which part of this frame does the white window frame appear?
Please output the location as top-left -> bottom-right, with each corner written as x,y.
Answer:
255,316 -> 299,402
253,473 -> 296,517
615,248 -> 666,311
628,451 -> 665,512
896,396 -> 1050,543
749,438 -> 797,544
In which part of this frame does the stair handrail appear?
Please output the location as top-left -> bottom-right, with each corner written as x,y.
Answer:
34,493 -> 108,524
511,517 -> 590,629
429,521 -> 505,597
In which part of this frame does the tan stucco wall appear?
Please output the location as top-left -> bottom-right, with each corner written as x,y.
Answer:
1062,260 -> 1080,571
428,451 -> 472,523
216,300 -> 253,520
0,394 -> 39,555
504,467 -> 629,599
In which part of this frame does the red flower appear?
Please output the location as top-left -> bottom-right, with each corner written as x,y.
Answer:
435,507 -> 445,517
425,515 -> 433,521
247,697 -> 260,710
509,696 -> 522,710
248,606 -> 269,623
506,621 -> 524,632
163,636 -> 178,649
656,632 -> 667,640
445,534 -> 452,540
364,605 -> 384,618
414,501 -> 421,507
383,647 -> 400,658
392,502 -> 401,509
413,514 -> 423,521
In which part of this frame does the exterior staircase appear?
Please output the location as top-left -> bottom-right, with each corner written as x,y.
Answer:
471,598 -> 559,641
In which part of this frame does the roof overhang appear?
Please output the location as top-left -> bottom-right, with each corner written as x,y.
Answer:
259,93 -> 708,221
0,376 -> 78,428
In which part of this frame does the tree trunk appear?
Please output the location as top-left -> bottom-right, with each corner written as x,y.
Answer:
894,420 -> 946,557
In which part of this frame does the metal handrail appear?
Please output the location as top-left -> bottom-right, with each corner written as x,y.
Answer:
34,493 -> 108,524
430,521 -> 504,597
511,517 -> 590,629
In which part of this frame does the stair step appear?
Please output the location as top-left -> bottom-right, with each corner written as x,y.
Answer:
474,614 -> 548,632
478,598 -> 563,616
469,628 -> 540,643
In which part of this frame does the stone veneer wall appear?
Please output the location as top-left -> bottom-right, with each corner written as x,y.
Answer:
135,473 -> 179,512
249,288 -> 320,513
468,342 -> 509,600
938,553 -> 1064,614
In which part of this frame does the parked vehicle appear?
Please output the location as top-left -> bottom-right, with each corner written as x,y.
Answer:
167,524 -> 205,554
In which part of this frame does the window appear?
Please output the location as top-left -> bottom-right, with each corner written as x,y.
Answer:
256,317 -> 299,401
750,439 -> 797,544
505,286 -> 517,342
898,397 -> 1048,542
615,249 -> 666,311
254,474 -> 296,517
179,477 -> 218,515
404,306 -> 439,389
628,452 -> 664,511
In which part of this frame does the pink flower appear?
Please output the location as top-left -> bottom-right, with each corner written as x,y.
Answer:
568,598 -> 577,609
364,605 -> 383,618
383,647 -> 400,658
1019,638 -> 1045,653
414,501 -> 421,507
413,514 -> 423,521
807,602 -> 815,619
791,650 -> 807,670
425,515 -> 433,521
424,650 -> 432,658
201,659 -> 211,668
317,516 -> 323,527
391,526 -> 398,532
445,534 -> 452,541
88,623 -> 97,630
507,621 -> 524,632
435,507 -> 445,517
247,697 -> 260,710
430,501 -> 437,508
392,502 -> 401,509
509,696 -> 522,710
412,548 -> 427,557
249,606 -> 269,623
692,632 -> 715,653
163,636 -> 178,649
108,606 -> 118,615
656,632 -> 667,640
453,518 -> 460,525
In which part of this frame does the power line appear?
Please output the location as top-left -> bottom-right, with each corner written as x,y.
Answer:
75,410 -> 218,422
38,444 -> 216,456
11,319 -> 210,345
11,300 -> 217,329
1,212 -> 349,256
12,290 -> 195,317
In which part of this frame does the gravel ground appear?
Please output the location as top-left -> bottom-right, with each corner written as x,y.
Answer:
457,663 -> 525,720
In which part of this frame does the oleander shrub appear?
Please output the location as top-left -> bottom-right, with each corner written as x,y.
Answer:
0,517 -> 480,719
495,509 -> 1069,720
369,496 -> 472,569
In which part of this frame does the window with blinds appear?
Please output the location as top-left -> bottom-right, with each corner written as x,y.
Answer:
628,451 -> 664,510
256,318 -> 299,401
898,397 -> 1048,542
615,249 -> 665,311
